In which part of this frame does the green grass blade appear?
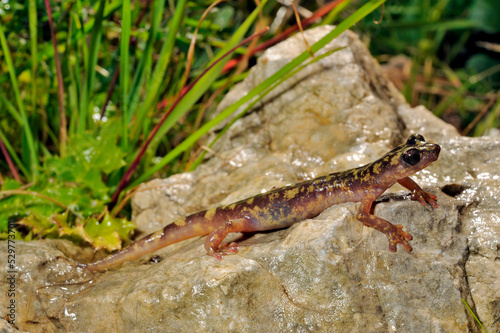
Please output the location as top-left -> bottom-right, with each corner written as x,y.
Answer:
381,19 -> 478,31
120,0 -> 131,150
0,92 -> 23,125
67,15 -> 80,137
126,0 -> 165,126
132,0 -> 188,144
131,0 -> 385,186
78,0 -> 106,134
322,0 -> 352,25
462,299 -> 487,333
0,21 -> 39,180
28,0 -> 38,122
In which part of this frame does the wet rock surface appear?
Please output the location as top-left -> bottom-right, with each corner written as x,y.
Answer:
1,26 -> 498,332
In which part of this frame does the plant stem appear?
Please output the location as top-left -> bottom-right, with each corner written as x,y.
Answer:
0,138 -> 21,182
44,0 -> 67,157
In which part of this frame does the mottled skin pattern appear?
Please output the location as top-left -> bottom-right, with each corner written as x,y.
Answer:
85,134 -> 440,271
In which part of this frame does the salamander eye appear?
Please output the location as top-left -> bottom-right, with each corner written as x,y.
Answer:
406,134 -> 425,145
402,149 -> 421,166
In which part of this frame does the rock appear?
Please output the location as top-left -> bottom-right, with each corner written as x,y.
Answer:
1,26 -> 498,332
0,319 -> 24,332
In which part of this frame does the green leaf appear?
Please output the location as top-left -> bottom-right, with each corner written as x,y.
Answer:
0,185 -> 61,234
1,178 -> 21,191
51,211 -> 84,239
17,214 -> 59,238
83,212 -> 135,251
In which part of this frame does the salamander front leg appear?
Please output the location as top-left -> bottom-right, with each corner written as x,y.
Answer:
356,197 -> 412,252
204,218 -> 247,260
398,177 -> 438,208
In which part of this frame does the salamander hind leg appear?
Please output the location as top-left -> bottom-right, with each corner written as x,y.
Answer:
356,212 -> 413,252
356,197 -> 413,252
204,218 -> 247,260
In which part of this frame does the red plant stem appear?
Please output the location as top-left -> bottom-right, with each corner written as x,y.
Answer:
100,65 -> 120,118
110,27 -> 270,205
0,138 -> 21,182
43,0 -> 67,156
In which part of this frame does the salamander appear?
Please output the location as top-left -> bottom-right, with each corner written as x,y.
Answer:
83,134 -> 440,271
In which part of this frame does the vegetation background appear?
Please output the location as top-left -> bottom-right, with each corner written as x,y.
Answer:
0,0 -> 498,249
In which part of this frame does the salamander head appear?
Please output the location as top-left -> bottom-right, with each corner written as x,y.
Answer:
375,134 -> 441,186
